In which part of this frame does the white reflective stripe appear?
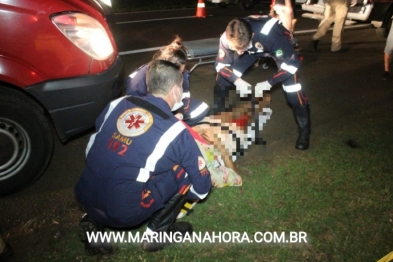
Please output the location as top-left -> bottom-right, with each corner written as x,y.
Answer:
233,69 -> 242,77
182,92 -> 190,99
190,102 -> 209,119
216,62 -> 231,72
136,121 -> 186,182
137,169 -> 150,183
261,17 -> 278,35
129,71 -> 137,78
281,63 -> 298,74
282,83 -> 301,93
190,184 -> 208,199
197,3 -> 205,7
86,96 -> 125,156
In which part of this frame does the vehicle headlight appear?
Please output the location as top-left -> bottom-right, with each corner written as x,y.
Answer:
52,13 -> 114,60
100,0 -> 112,7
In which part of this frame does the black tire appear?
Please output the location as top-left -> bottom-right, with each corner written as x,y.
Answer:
240,0 -> 253,10
0,88 -> 53,195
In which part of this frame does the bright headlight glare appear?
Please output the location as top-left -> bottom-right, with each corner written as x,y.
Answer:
100,0 -> 112,7
52,13 -> 114,60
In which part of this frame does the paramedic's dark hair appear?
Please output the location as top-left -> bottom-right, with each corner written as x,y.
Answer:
152,35 -> 188,67
226,18 -> 252,50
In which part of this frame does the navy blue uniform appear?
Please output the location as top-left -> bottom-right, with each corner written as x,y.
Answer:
215,15 -> 308,108
75,95 -> 211,228
125,63 -> 209,126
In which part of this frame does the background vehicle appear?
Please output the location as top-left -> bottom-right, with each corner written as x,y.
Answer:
206,0 -> 255,9
0,0 -> 124,194
300,0 -> 393,38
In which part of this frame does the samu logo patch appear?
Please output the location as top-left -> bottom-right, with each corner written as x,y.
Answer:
274,48 -> 284,58
117,108 -> 153,137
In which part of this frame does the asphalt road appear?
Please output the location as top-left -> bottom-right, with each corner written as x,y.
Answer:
114,4 -> 321,52
1,5 -> 392,261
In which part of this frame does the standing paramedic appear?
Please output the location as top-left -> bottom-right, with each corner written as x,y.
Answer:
75,60 -> 212,255
213,16 -> 311,150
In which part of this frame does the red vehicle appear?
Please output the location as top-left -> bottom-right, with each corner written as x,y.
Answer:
0,0 -> 124,194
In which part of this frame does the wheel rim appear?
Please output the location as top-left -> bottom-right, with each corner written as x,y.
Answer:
0,118 -> 31,181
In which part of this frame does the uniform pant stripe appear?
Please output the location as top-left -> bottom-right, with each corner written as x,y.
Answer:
283,83 -> 301,93
281,63 -> 298,74
190,184 -> 208,199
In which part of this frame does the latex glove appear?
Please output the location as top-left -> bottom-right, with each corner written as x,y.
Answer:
182,91 -> 190,99
174,113 -> 183,120
255,81 -> 272,97
234,79 -> 252,97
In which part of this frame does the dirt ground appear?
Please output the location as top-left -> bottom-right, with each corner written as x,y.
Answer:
1,27 -> 393,261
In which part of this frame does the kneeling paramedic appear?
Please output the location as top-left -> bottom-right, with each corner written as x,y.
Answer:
74,60 -> 212,254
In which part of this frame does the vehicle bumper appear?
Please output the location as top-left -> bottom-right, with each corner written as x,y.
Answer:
25,56 -> 124,141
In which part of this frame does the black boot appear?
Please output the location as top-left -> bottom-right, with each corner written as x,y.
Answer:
142,190 -> 190,252
77,214 -> 113,256
293,104 -> 311,150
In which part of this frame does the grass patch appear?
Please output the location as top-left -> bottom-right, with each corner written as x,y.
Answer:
40,116 -> 393,261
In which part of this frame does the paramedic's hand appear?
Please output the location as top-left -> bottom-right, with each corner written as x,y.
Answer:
175,113 -> 183,120
255,81 -> 272,97
234,79 -> 252,97
182,91 -> 191,99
